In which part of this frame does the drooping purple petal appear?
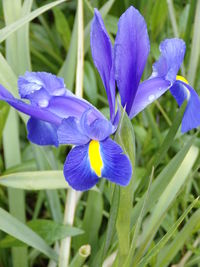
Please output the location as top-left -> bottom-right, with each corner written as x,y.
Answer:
0,85 -> 62,126
114,6 -> 150,115
57,117 -> 90,146
151,38 -> 186,83
18,71 -> 67,99
64,144 -> 99,191
80,109 -> 114,141
100,138 -> 132,186
170,81 -> 200,133
91,9 -> 115,122
27,118 -> 59,146
129,78 -> 170,118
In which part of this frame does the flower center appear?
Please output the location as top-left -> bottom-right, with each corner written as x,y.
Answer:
88,140 -> 103,177
176,75 -> 189,84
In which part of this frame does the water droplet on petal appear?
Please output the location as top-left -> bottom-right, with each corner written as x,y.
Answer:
148,94 -> 155,102
53,88 -> 66,96
38,99 -> 49,108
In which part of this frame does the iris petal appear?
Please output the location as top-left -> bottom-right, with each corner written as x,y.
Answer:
27,118 -> 59,146
91,9 -> 115,122
64,138 -> 132,191
18,71 -> 67,99
170,81 -> 200,133
64,144 -> 99,191
151,38 -> 185,83
100,138 -> 132,186
0,85 -> 62,126
48,95 -> 104,121
114,6 -> 150,114
58,117 -> 90,146
129,78 -> 170,118
80,109 -> 114,141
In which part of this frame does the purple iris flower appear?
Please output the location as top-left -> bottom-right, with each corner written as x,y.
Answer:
0,71 -> 132,191
1,5 -> 200,191
92,6 -> 200,133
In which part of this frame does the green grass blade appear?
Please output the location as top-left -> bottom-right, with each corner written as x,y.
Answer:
0,208 -> 58,262
115,108 -> 135,266
188,0 -> 200,86
131,135 -> 196,227
123,168 -> 154,267
133,145 -> 199,265
157,207 -> 200,266
0,219 -> 84,247
0,0 -> 67,44
0,170 -> 68,190
139,197 -> 199,266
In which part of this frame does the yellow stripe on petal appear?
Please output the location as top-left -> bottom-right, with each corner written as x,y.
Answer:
176,75 -> 189,84
88,140 -> 103,177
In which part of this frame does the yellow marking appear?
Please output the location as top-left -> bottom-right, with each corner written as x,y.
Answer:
176,75 -> 189,84
88,140 -> 103,177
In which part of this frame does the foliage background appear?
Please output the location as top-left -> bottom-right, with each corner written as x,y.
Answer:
0,0 -> 200,267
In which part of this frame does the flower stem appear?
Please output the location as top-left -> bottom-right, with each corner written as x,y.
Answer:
58,0 -> 84,266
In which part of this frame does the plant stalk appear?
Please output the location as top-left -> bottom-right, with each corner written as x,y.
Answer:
58,0 -> 84,266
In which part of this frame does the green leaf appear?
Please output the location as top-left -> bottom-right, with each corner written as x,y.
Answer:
0,102 -> 9,141
84,61 -> 98,105
139,197 -> 199,266
74,191 -> 103,254
0,219 -> 84,248
150,0 -> 168,39
157,207 -> 200,266
0,170 -> 68,190
133,145 -> 199,265
53,7 -> 71,51
131,134 -> 196,228
0,208 -> 58,261
114,107 -> 135,265
0,0 -> 67,44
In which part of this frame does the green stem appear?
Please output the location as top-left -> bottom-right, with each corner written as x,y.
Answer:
69,245 -> 91,267
58,0 -> 84,266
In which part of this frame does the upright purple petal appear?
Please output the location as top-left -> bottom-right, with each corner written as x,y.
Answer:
58,117 -> 90,146
114,6 -> 150,114
151,38 -> 186,83
170,81 -> 200,132
27,118 -> 59,146
129,78 -> 170,118
64,144 -> 99,191
91,9 -> 115,122
0,85 -> 62,126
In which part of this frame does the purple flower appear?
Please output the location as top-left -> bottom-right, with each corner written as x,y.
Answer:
0,71 -> 132,191
92,6 -> 200,133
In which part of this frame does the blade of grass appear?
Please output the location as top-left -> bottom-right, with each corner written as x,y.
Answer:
123,168 -> 154,267
2,1 -> 28,266
133,145 -> 199,265
59,0 -> 84,266
0,170 -> 68,190
131,135 -> 196,227
188,0 -> 200,86
138,197 -> 199,266
0,208 -> 58,262
156,207 -> 200,266
0,0 -> 67,44
115,107 -> 136,266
